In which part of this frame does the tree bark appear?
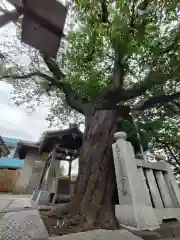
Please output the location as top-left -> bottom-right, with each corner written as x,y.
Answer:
52,109 -> 119,233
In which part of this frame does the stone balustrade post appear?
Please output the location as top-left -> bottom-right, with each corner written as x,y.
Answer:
112,132 -> 159,230
163,161 -> 180,208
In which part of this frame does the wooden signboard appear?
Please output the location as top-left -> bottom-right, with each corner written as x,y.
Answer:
6,0 -> 67,58
21,0 -> 67,58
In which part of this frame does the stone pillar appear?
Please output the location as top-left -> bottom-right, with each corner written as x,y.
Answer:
154,170 -> 173,208
163,161 -> 180,208
112,132 -> 159,230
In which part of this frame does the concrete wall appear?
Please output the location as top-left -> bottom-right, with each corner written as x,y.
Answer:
14,149 -> 45,194
27,160 -> 45,193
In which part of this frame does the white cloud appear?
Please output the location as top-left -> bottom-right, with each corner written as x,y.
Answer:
0,2 -> 55,142
0,82 -> 51,141
0,1 -> 78,142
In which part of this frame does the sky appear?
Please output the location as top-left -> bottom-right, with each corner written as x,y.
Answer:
0,81 -> 51,141
0,1 -> 54,141
0,81 -> 79,174
0,0 -> 83,144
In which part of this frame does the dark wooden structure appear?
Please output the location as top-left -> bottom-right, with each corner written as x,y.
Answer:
2,0 -> 67,58
0,136 -> 9,157
37,124 -> 83,204
21,0 -> 67,58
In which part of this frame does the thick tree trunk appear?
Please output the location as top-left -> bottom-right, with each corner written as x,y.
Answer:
50,109 -> 119,234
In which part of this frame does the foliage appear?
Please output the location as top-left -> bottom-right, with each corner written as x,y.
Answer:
119,118 -> 149,154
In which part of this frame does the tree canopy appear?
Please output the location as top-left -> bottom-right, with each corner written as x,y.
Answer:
0,0 -> 180,155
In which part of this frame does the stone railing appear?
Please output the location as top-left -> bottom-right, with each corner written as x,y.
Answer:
112,132 -> 180,230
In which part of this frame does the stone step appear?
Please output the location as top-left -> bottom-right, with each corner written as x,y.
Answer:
33,229 -> 143,240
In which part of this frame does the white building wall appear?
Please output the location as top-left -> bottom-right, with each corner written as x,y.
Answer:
14,149 -> 44,193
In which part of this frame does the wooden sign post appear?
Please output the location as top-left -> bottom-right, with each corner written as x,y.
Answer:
4,0 -> 67,58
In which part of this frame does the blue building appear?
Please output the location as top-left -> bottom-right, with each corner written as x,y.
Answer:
0,137 -> 24,169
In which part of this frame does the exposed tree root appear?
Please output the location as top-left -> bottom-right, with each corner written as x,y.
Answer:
40,203 -> 120,236
39,109 -> 120,236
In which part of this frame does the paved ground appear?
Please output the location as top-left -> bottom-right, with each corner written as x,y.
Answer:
121,221 -> 180,239
0,194 -> 49,240
1,194 -> 180,239
0,193 -> 32,199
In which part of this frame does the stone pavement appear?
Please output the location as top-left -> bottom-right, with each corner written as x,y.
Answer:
0,195 -> 142,240
48,229 -> 143,240
1,195 -> 180,239
0,195 -> 49,240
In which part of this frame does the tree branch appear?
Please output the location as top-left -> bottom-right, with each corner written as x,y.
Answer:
101,0 -> 125,88
100,0 -> 109,23
129,0 -> 137,30
0,72 -> 40,80
43,56 -> 65,79
157,138 -> 180,165
0,68 -> 89,114
113,52 -> 125,87
173,100 -> 180,109
43,56 -> 90,114
99,70 -> 170,108
164,144 -> 180,165
133,92 -> 180,111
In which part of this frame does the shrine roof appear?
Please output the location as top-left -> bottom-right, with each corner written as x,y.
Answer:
39,125 -> 83,153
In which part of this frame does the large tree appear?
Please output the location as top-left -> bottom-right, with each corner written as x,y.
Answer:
1,0 -> 180,233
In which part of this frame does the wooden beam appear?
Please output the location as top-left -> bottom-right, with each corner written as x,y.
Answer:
6,0 -> 66,38
55,146 -> 80,156
0,9 -> 21,28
